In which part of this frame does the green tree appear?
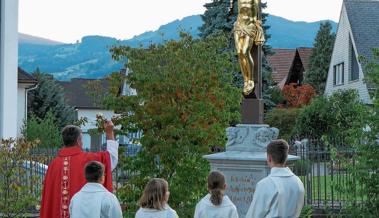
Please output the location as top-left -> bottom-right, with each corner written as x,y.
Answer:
28,69 -> 75,128
22,111 -> 62,148
343,48 -> 379,216
305,21 -> 336,94
109,33 -> 241,217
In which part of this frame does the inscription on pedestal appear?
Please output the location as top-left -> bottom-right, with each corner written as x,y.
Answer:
218,168 -> 266,217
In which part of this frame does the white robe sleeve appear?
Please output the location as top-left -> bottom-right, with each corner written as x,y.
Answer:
193,202 -> 201,218
232,206 -> 239,218
101,194 -> 123,218
109,194 -> 123,218
245,180 -> 277,218
106,140 -> 119,171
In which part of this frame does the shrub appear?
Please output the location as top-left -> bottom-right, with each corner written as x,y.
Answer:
293,90 -> 367,139
0,139 -> 40,217
282,83 -> 316,108
293,159 -> 312,176
265,108 -> 301,140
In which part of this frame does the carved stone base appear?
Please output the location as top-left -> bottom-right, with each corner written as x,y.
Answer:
226,124 -> 279,152
203,124 -> 300,217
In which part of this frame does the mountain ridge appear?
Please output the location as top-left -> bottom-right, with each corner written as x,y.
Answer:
18,14 -> 337,80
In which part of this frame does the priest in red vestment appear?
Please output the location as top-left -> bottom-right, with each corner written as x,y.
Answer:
40,121 -> 119,218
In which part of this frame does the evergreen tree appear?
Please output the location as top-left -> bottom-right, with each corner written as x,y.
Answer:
28,69 -> 75,128
305,21 -> 336,94
200,0 -> 275,110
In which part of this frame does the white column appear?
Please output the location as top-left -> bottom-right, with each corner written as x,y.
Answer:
0,0 -> 19,139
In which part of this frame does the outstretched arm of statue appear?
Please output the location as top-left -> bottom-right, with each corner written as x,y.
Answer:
104,120 -> 119,171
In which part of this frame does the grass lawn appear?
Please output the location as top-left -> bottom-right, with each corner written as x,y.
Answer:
300,175 -> 367,205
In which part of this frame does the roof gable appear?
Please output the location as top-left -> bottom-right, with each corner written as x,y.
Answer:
18,67 -> 37,84
58,78 -> 110,109
297,47 -> 313,71
344,0 -> 379,60
267,48 -> 296,84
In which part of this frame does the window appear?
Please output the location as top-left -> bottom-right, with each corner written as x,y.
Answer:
350,36 -> 359,81
333,63 -> 344,86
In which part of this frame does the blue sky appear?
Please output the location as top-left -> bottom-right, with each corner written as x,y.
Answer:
19,0 -> 343,43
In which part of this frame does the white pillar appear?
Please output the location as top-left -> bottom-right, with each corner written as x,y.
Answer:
0,0 -> 19,139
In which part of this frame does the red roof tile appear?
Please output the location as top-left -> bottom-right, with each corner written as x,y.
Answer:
58,78 -> 110,109
267,48 -> 296,84
18,67 -> 37,84
297,47 -> 313,71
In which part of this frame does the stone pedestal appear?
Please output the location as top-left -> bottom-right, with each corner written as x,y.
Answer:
203,124 -> 300,218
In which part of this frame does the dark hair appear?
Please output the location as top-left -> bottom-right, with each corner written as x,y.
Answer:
84,161 -> 104,183
208,171 -> 225,206
138,178 -> 168,210
267,139 -> 289,164
61,125 -> 82,147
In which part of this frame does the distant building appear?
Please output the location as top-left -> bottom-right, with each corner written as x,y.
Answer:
324,0 -> 379,104
17,68 -> 37,136
58,71 -> 140,150
267,47 -> 313,89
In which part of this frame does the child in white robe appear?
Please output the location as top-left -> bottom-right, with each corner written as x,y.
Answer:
135,178 -> 178,218
69,161 -> 122,218
194,171 -> 239,218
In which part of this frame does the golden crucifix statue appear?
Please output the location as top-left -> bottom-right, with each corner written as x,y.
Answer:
230,0 -> 265,95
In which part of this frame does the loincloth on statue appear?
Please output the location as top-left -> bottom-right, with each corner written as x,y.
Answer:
233,21 -> 265,45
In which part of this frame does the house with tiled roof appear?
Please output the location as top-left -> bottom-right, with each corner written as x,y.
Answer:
325,0 -> 379,104
58,70 -> 139,150
267,47 -> 313,89
17,68 -> 38,136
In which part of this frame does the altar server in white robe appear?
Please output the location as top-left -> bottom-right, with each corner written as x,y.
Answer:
246,139 -> 304,218
194,171 -> 239,218
69,161 -> 122,218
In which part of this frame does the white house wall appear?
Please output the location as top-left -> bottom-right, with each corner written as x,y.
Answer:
76,109 -> 116,149
325,4 -> 372,104
17,85 -> 26,136
0,0 -> 19,139
77,109 -> 115,132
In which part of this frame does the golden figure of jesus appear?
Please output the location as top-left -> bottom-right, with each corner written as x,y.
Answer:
230,0 -> 265,95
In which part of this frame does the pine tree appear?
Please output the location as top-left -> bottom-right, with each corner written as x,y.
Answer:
305,21 -> 336,94
28,69 -> 75,128
199,0 -> 235,38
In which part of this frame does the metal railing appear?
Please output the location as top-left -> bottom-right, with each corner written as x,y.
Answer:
289,137 -> 364,211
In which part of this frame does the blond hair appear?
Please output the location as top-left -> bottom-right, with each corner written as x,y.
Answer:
138,178 -> 168,210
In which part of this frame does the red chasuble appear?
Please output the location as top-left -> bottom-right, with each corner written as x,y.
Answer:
40,146 -> 113,218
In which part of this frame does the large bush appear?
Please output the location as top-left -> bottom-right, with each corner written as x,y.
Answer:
108,33 -> 241,217
265,108 -> 301,140
293,89 -> 367,139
